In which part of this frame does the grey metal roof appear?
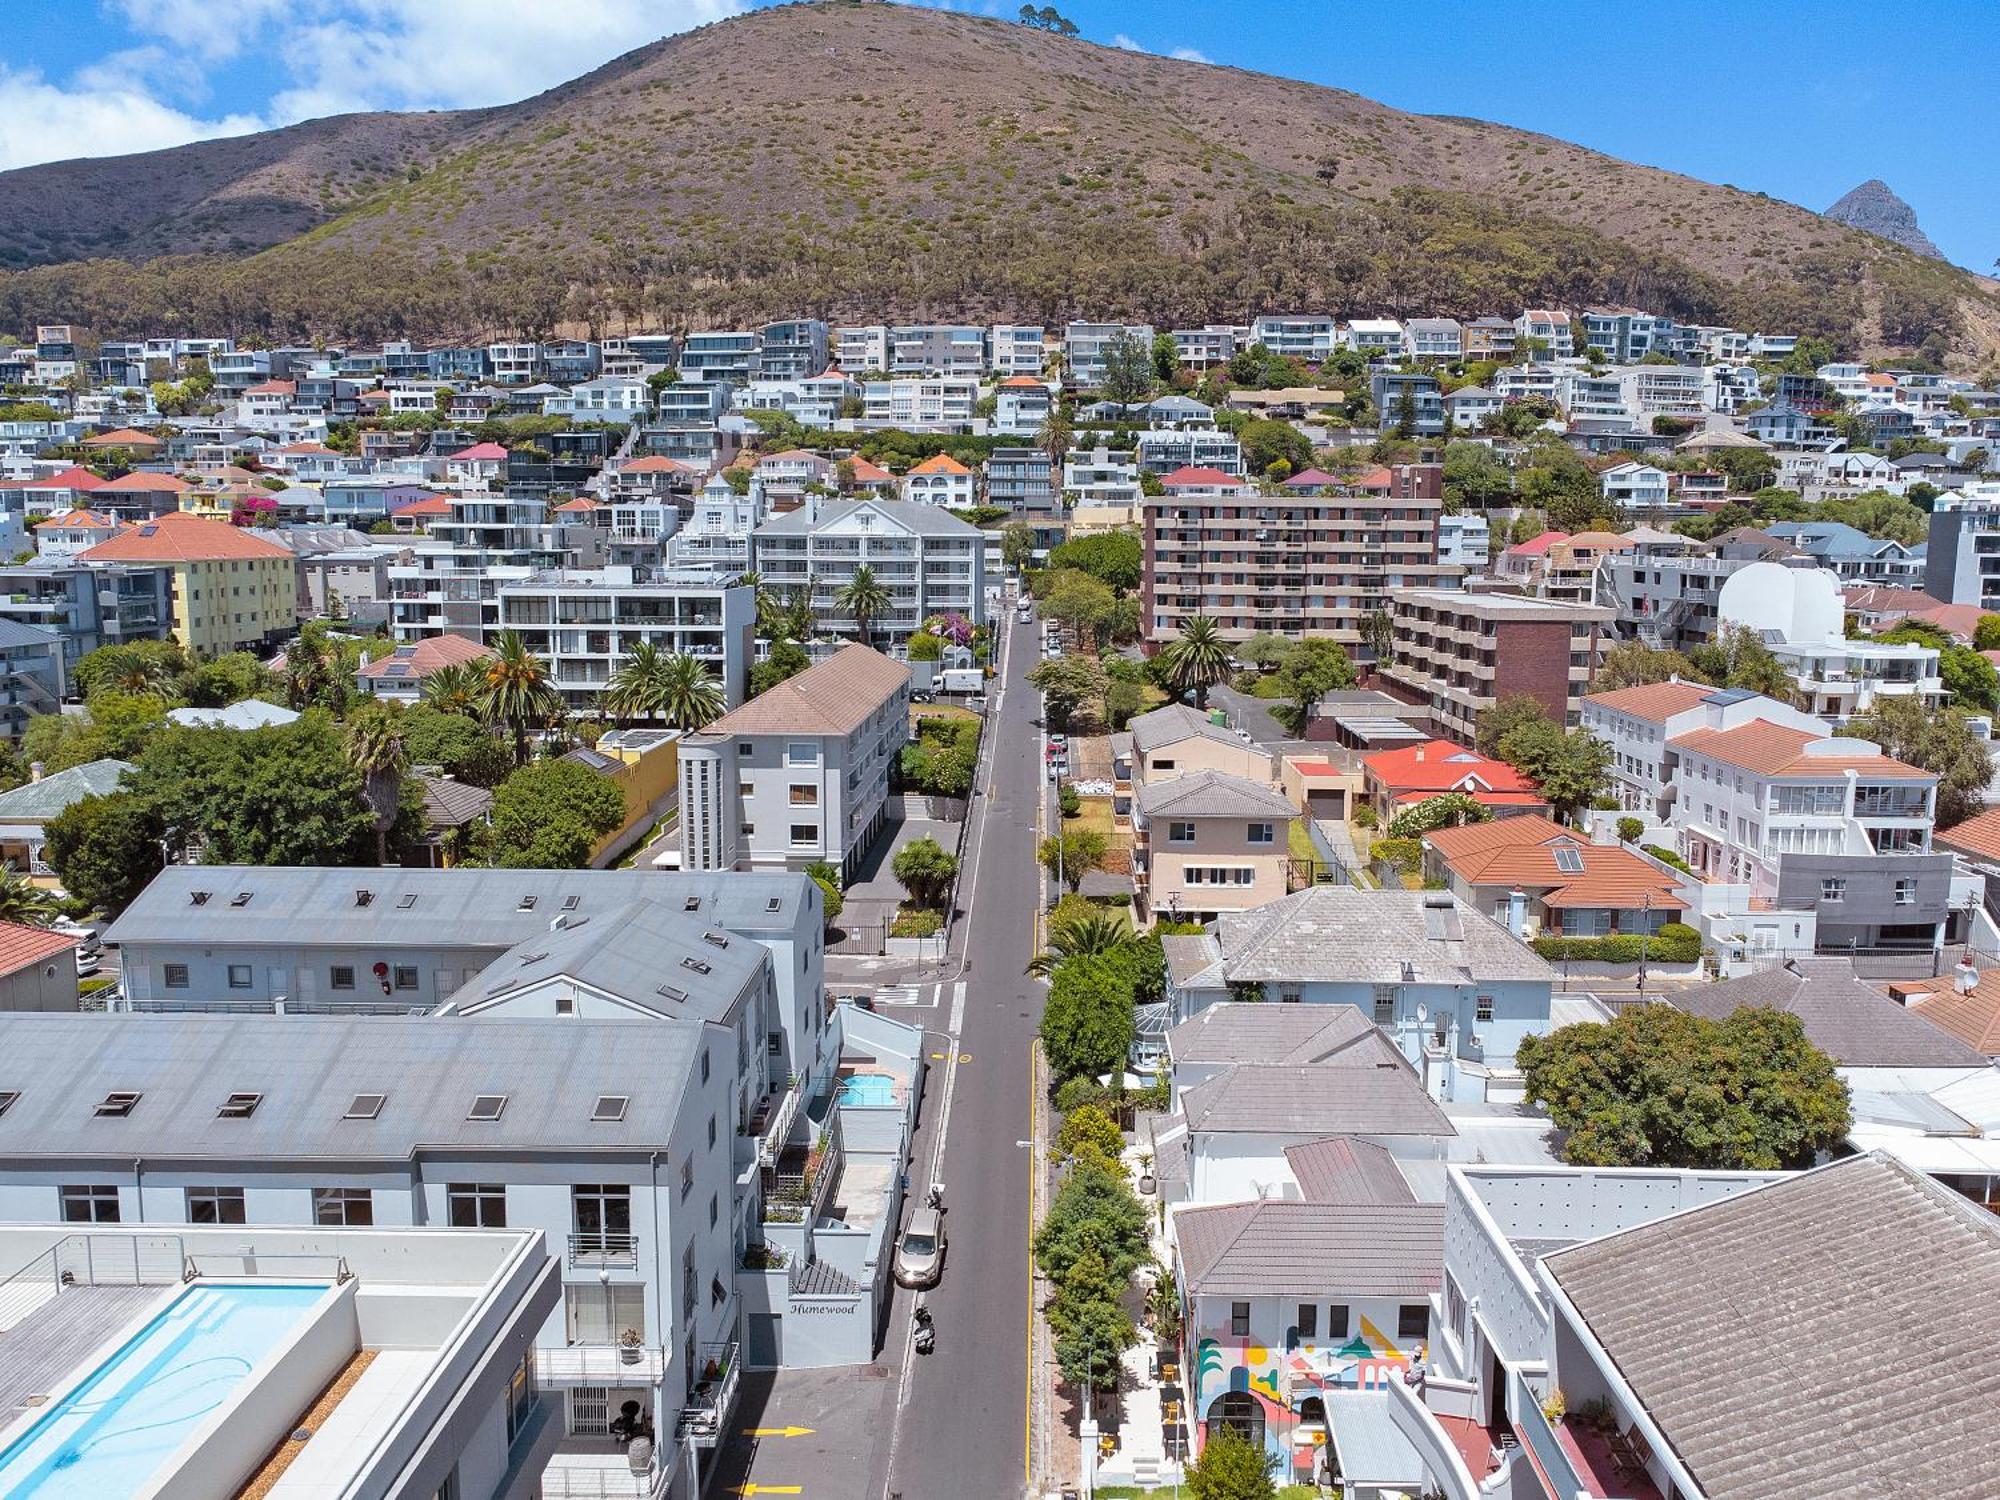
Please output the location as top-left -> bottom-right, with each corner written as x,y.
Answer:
1136,770 -> 1296,821
752,499 -> 981,538
165,700 -> 301,730
419,775 -> 493,829
104,866 -> 812,951
0,759 -> 134,823
1175,1198 -> 1443,1296
1322,1390 -> 1424,1484
0,618 -> 61,650
1181,1063 -> 1455,1139
1283,1136 -> 1418,1204
1544,1152 -> 2000,1500
1207,886 -> 1554,986
1128,704 -> 1249,758
448,898 -> 767,1020
0,1013 -> 704,1159
1671,960 -> 1988,1068
1166,1002 -> 1385,1067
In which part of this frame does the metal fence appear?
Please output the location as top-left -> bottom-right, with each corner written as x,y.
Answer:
1731,943 -> 1997,982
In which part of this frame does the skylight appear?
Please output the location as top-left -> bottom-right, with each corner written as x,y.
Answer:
189,890 -> 211,907
702,931 -> 729,949
561,894 -> 580,912
217,1092 -> 262,1118
354,889 -> 375,908
681,957 -> 712,975
467,1094 -> 508,1122
684,896 -> 702,912
517,895 -> 538,912
94,1091 -> 141,1118
592,1095 -> 629,1123
1553,845 -> 1586,874
0,1090 -> 18,1117
229,891 -> 252,907
345,1093 -> 386,1120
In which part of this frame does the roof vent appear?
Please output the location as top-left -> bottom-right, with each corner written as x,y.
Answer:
94,1091 -> 141,1118
217,1092 -> 262,1118
354,889 -> 374,908
655,984 -> 688,1004
702,931 -> 729,949
189,890 -> 211,907
229,891 -> 252,907
517,894 -> 537,912
395,892 -> 417,909
467,1094 -> 507,1122
561,894 -> 580,912
592,1094 -> 629,1122
681,957 -> 711,975
0,1090 -> 19,1116
344,1093 -> 385,1120
684,896 -> 702,912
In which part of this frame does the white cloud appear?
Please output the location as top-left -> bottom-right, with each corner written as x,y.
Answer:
1111,33 -> 1143,51
1169,46 -> 1211,63
1109,34 -> 1212,63
0,65 -> 263,170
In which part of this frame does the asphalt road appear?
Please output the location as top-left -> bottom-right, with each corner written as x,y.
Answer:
884,602 -> 1046,1500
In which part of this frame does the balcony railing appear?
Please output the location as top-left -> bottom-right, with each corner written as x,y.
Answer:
534,1344 -> 667,1385
676,1340 -> 741,1447
568,1231 -> 639,1269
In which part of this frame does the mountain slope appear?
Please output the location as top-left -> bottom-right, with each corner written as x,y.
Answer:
1824,180 -> 1943,260
0,2 -> 1988,360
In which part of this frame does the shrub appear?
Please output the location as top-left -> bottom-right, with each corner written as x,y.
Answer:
1056,1102 -> 1125,1163
1642,843 -> 1692,873
890,907 -> 944,938
1530,928 -> 1701,964
1370,837 -> 1422,873
1386,792 -> 1492,838
1352,803 -> 1378,830
1053,1075 -> 1110,1113
1616,816 -> 1644,843
1058,783 -> 1081,818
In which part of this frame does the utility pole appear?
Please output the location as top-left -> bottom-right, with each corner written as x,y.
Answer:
1636,890 -> 1652,994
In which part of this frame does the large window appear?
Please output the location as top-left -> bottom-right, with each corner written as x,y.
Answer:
789,785 -> 819,807
789,824 -> 819,847
1372,986 -> 1398,1024
1398,1303 -> 1430,1341
186,1186 -> 246,1224
1246,822 -> 1275,845
1167,821 -> 1196,845
447,1183 -> 507,1229
573,1184 -> 632,1255
60,1184 -> 119,1223
313,1187 -> 374,1226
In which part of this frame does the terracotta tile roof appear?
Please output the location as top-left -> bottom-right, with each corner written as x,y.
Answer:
1282,467 -> 1342,489
79,511 -> 291,563
847,458 -> 894,483
554,498 -> 598,513
448,442 -> 509,461
1935,806 -> 2000,864
23,466 -> 105,491
908,454 -> 971,475
999,376 -> 1046,389
1159,465 -> 1243,488
356,633 -> 497,681
617,455 -> 692,475
0,921 -> 77,978
1347,465 -> 1397,491
271,441 -> 338,456
96,470 -> 191,493
1895,972 -> 2000,1056
1903,602 -> 1989,642
83,427 -> 161,447
1361,739 -> 1538,796
696,644 -> 908,738
1669,720 -> 1932,780
1502,529 -> 1568,557
33,508 -> 119,531
391,496 -> 453,516
244,380 -> 296,396
1584,681 -> 1718,722
1426,815 -> 1685,911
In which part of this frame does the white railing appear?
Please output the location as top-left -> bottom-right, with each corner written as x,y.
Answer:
534,1345 -> 667,1384
568,1232 -> 640,1269
540,1454 -> 663,1499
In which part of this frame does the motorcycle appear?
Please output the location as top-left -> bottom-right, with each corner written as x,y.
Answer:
913,1304 -> 936,1356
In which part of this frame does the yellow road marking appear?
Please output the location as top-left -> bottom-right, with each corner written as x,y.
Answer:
958,1052 -> 972,1063
730,1486 -> 803,1497
742,1426 -> 816,1438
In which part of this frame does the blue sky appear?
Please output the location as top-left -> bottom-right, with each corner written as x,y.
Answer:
2,1 -> 1993,270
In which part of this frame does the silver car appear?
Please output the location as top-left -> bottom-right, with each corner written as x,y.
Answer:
894,1205 -> 946,1288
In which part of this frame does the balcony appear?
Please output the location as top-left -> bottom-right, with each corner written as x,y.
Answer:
535,1344 -> 667,1386
676,1340 -> 741,1447
1511,1370 -> 1660,1500
568,1231 -> 639,1270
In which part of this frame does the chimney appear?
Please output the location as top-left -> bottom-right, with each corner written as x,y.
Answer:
1956,959 -> 1980,996
1507,888 -> 1527,939
1415,746 -> 1426,762
28,762 -> 42,783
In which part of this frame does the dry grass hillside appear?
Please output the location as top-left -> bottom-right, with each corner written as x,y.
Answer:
0,1 -> 1989,362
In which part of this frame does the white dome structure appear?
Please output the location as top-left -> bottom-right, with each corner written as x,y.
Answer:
1717,561 -> 1843,646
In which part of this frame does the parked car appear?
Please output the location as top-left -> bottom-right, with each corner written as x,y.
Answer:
894,1205 -> 946,1288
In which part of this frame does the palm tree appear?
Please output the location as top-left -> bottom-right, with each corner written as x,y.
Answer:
106,649 -> 175,697
0,863 -> 58,927
477,629 -> 563,764
836,565 -> 892,649
1026,910 -> 1136,977
605,641 -> 669,726
345,704 -> 410,865
654,652 -> 726,730
420,661 -> 484,717
1158,615 -> 1233,710
282,628 -> 335,710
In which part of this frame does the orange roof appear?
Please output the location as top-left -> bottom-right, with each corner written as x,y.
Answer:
448,442 -> 509,462
1897,973 -> 2000,1055
356,633 -> 497,680
909,454 -> 971,476
390,496 -> 453,517
83,427 -> 161,447
618,455 -> 692,475
244,380 -> 296,396
848,458 -> 894,483
96,470 -> 191,493
0,921 -> 76,978
24,466 -> 105,491
999,376 -> 1046,389
79,511 -> 290,564
1559,530 -> 1636,551
1362,739 -> 1539,797
554,498 -> 597,513
1936,806 -> 2000,864
1585,681 -> 1717,722
1426,816 -> 1686,911
1903,602 -> 1989,642
1670,720 -> 1932,780
271,441 -> 338,456
34,508 -> 118,530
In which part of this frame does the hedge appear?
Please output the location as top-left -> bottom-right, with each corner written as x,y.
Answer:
1642,844 -> 1692,873
1532,924 -> 1701,964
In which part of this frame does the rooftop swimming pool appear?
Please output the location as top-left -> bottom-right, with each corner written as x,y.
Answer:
0,1281 -> 328,1499
838,1073 -> 897,1108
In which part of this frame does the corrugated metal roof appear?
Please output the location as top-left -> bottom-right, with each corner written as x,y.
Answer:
1672,962 -> 1987,1068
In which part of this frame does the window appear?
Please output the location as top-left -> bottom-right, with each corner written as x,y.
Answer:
680,1156 -> 695,1199
682,1241 -> 698,1318
1820,878 -> 1847,902
393,965 -> 419,991
700,1049 -> 711,1084
1895,878 -> 1916,906
1296,1303 -> 1317,1338
710,1193 -> 720,1228
789,785 -> 819,806
447,1183 -> 507,1228
94,1092 -> 140,1118
331,965 -> 356,991
1372,985 -> 1398,1024
1246,822 -> 1274,845
217,1092 -> 262,1119
737,742 -> 752,757
1476,994 -> 1495,1023
163,963 -> 189,989
592,1095 -> 629,1123
1153,758 -> 1176,772
1168,821 -> 1196,844
786,741 -> 820,766
789,824 -> 819,846
60,1184 -> 119,1223
0,1091 -> 16,1117
1279,988 -> 1302,1005
1398,1303 -> 1429,1341
1230,1301 -> 1251,1337
707,1115 -> 718,1149
1328,1303 -> 1349,1338
573,1184 -> 632,1253
314,1187 -> 373,1226
186,1186 -> 246,1224
222,962 -> 254,990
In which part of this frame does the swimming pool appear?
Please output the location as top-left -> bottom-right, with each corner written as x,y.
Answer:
0,1281 -> 329,1499
838,1073 -> 897,1107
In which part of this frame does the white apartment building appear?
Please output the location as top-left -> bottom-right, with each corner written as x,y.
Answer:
1062,446 -> 1143,507
678,645 -> 911,879
1616,363 -> 1705,417
993,377 -> 1053,436
1718,562 -> 1944,721
988,324 -> 1046,377
1064,321 -> 1155,388
901,454 -> 977,508
888,325 -> 986,378
1171,326 -> 1244,370
387,494 -> 606,640
743,373 -> 857,429
860,377 -> 979,431
1436,512 -> 1491,570
491,568 -> 755,712
751,499 -> 986,640
1249,314 -> 1337,362
1405,317 -> 1465,361
833,325 -> 889,374
666,477 -> 759,576
1490,363 -> 1561,402
1341,317 -> 1406,353
1553,369 -> 1630,422
1512,309 -> 1575,357
1599,461 -> 1671,510
678,331 -> 760,385
1135,427 -> 1244,476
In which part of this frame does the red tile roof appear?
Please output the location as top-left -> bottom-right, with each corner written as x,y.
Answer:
848,458 -> 894,483
244,380 -> 296,396
96,470 -> 191,493
0,921 -> 77,978
448,442 -> 509,461
79,511 -> 291,563
1585,681 -> 1718,722
1159,465 -> 1243,489
1936,806 -> 2000,864
32,508 -> 119,531
1426,816 -> 1686,911
24,466 -> 105,491
554,498 -> 597,513
999,376 -> 1046,389
356,633 -> 497,681
617,455 -> 692,475
1503,529 -> 1569,557
83,427 -> 162,447
1895,972 -> 2000,1055
909,454 -> 971,475
1670,720 -> 1932,780
391,495 -> 452,516
1362,740 -> 1539,798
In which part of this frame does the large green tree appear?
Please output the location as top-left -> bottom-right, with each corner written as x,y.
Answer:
1098,330 -> 1155,409
1158,615 -> 1233,710
1038,829 -> 1108,893
1519,1005 -> 1850,1169
42,792 -> 164,920
400,705 -> 511,788
1047,531 -> 1142,592
1841,697 -> 1995,829
1187,1425 -> 1276,1500
477,629 -> 563,764
344,702 -> 411,866
489,757 -> 627,868
1273,637 -> 1356,733
1497,718 -> 1611,821
891,836 -> 958,909
1028,656 -> 1109,731
750,640 -> 811,698
1592,641 -> 1705,694
1038,950 -> 1138,1079
1686,623 -> 1799,704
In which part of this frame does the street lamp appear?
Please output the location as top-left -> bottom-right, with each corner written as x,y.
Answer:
1637,891 -> 1653,993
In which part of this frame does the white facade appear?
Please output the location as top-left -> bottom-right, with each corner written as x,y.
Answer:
1062,446 -> 1143,507
860,377 -> 978,431
1135,428 -> 1244,476
1436,512 -> 1491,570
751,499 -> 986,639
1717,562 -> 1944,720
1063,322 -> 1155,388
1600,461 -> 1671,510
1249,315 -> 1337,362
988,324 -> 1046,377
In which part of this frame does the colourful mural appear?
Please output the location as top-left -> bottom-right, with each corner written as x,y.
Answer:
1190,1311 -> 1416,1471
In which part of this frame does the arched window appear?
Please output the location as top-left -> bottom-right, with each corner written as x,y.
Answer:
1205,1390 -> 1265,1450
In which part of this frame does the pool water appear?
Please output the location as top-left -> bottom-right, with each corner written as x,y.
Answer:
838,1074 -> 897,1107
0,1282 -> 328,1499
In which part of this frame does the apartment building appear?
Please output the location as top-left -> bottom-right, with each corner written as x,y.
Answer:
1924,497 -> 2000,608
677,645 -> 910,880
1404,317 -> 1465,361
491,567 -> 755,712
1512,308 -> 1575,358
1717,562 -> 1944,721
1063,321 -> 1154,388
1135,427 -> 1244,476
0,559 -> 170,678
984,446 -> 1057,516
1581,308 -> 1680,362
751,499 -> 986,640
1380,589 -> 1611,743
860,376 -> 978,431
678,330 -> 761,385
1248,314 -> 1337,362
1436,512 -> 1490,570
988,324 -> 1047,377
888,325 -> 985,378
1617,362 -> 1705,417
1062,446 -> 1144,508
901,453 -> 976,508
993,376 -> 1052,436
77,511 -> 295,654
1343,318 -> 1405,354
832,325 -> 889,374
387,494 -> 603,641
757,319 -> 830,382
743,372 -> 856,429
1599,461 -> 1671,510
1461,316 -> 1516,361
1594,532 -> 1776,652
1370,371 -> 1446,435
1143,466 -> 1453,657
1170,325 -> 1244,370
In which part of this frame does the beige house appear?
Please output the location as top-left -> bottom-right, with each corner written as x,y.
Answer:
1119,704 -> 1274,784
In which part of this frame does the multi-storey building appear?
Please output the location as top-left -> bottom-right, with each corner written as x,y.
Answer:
1512,308 -> 1574,358
751,499 -> 985,641
388,494 -> 603,640
1580,308 -> 1678,362
1248,314 -> 1336,363
757,319 -> 830,382
1143,465 -> 1453,657
901,453 -> 976,508
859,377 -> 978,431
1717,562 -> 1944,721
833,325 -> 889,373
1170,325 -> 1244,370
492,568 -> 754,712
1461,315 -> 1517,362
1924,496 -> 2000,609
992,376 -> 1052,436
1063,446 -> 1144,508
987,324 -> 1046,377
1616,362 -> 1705,417
1370,371 -> 1445,435
1063,321 -> 1155,388
678,330 -> 761,385
1436,512 -> 1490,570
1135,427 -> 1244,476
743,371 -> 857,429
984,447 -> 1058,517
1593,534 -> 1769,652
887,325 -> 985,378
1404,317 -> 1465,361
678,645 -> 911,879
1380,589 -> 1611,742
0,618 -> 63,736
78,512 -> 296,654
0,559 -> 170,678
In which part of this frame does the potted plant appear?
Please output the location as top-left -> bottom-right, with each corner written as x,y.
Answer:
618,1327 -> 644,1366
1137,1151 -> 1156,1196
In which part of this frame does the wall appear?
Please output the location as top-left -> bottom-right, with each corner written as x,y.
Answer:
1490,619 -> 1584,727
0,954 -> 79,1011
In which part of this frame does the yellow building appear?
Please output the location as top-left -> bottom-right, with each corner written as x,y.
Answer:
78,512 -> 296,654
